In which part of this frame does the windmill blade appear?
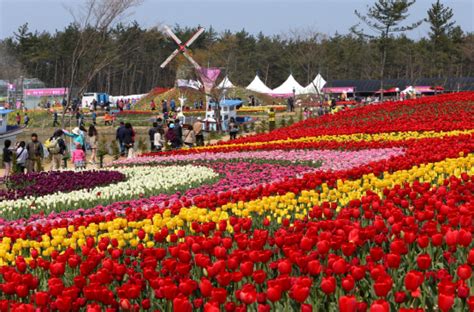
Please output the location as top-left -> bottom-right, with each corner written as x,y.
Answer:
160,49 -> 180,68
184,27 -> 205,47
182,51 -> 201,70
163,25 -> 182,45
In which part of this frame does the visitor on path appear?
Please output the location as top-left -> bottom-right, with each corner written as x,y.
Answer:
173,119 -> 183,148
47,130 -> 67,171
123,123 -> 135,158
268,108 -> 276,131
228,117 -> 239,140
193,117 -> 204,146
15,141 -> 28,173
153,128 -> 165,151
2,140 -> 13,179
26,133 -> 44,173
91,110 -> 97,125
148,122 -> 159,152
15,113 -> 21,126
63,127 -> 85,151
52,111 -> 59,127
72,143 -> 86,170
162,100 -> 168,114
166,123 -> 180,149
88,125 -> 98,164
24,113 -> 30,127
170,99 -> 176,112
150,100 -> 156,111
116,122 -> 127,156
182,125 -> 196,147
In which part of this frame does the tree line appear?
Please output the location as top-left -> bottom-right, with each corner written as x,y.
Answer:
0,0 -> 472,96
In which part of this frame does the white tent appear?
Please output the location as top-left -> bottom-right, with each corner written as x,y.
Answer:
246,75 -> 273,94
302,74 -> 327,94
271,74 -> 305,96
217,76 -> 235,89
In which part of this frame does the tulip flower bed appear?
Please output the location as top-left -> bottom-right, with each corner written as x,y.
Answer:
0,165 -> 218,221
0,92 -> 473,311
0,171 -> 126,201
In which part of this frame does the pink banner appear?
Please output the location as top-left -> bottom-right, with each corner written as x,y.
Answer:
24,88 -> 68,97
414,86 -> 433,93
198,68 -> 221,92
322,87 -> 354,93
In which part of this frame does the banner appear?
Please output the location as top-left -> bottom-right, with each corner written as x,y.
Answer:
24,88 -> 68,97
322,87 -> 355,93
198,68 -> 221,92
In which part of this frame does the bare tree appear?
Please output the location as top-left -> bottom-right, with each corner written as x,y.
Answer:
62,0 -> 143,125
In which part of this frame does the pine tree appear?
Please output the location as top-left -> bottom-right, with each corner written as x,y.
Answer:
354,0 -> 423,99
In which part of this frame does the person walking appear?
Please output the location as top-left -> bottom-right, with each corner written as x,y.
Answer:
123,123 -> 135,158
2,140 -> 13,179
165,123 -> 180,149
228,117 -> 239,140
24,113 -> 30,127
116,122 -> 127,156
15,113 -> 21,126
88,125 -> 98,164
15,141 -> 28,173
193,117 -> 204,146
26,133 -> 44,173
153,128 -> 165,151
182,125 -> 196,148
91,110 -> 97,126
52,110 -> 59,127
47,130 -> 67,170
173,119 -> 183,148
148,122 -> 159,152
72,143 -> 86,170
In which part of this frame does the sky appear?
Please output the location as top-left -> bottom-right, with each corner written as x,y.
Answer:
0,0 -> 473,39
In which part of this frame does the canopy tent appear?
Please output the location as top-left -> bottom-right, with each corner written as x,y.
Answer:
302,74 -> 327,94
216,76 -> 235,89
246,75 -> 273,94
271,74 -> 305,97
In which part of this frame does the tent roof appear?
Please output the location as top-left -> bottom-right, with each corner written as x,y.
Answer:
246,75 -> 273,94
271,74 -> 305,96
217,76 -> 235,89
302,74 -> 327,94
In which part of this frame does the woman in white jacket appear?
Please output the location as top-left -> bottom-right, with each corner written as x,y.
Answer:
153,128 -> 165,152
16,141 -> 28,173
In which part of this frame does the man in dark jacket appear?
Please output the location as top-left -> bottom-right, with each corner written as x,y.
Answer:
116,122 -> 127,156
173,120 -> 183,148
148,122 -> 159,152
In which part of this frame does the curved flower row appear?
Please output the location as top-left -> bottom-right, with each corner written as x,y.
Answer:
0,170 -> 125,201
118,148 -> 404,172
0,165 -> 219,221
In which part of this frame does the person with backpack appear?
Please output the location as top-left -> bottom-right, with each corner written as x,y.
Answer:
26,133 -> 44,173
46,130 -> 67,170
15,141 -> 28,173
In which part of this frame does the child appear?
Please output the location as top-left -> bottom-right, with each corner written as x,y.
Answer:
72,143 -> 86,170
2,140 -> 13,179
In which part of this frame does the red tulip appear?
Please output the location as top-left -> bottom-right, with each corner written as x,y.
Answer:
416,254 -> 431,270
339,295 -> 357,312
457,264 -> 472,280
438,293 -> 455,312
370,300 -> 390,312
267,286 -> 282,302
291,285 -> 310,303
404,270 -> 424,292
321,276 -> 336,295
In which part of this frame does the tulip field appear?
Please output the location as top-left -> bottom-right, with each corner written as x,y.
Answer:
1,92 -> 474,311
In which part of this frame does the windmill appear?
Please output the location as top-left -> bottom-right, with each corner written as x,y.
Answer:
160,25 -> 204,70
160,25 -> 222,131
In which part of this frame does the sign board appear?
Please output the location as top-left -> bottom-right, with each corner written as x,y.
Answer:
24,88 -> 68,97
322,87 -> 355,93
